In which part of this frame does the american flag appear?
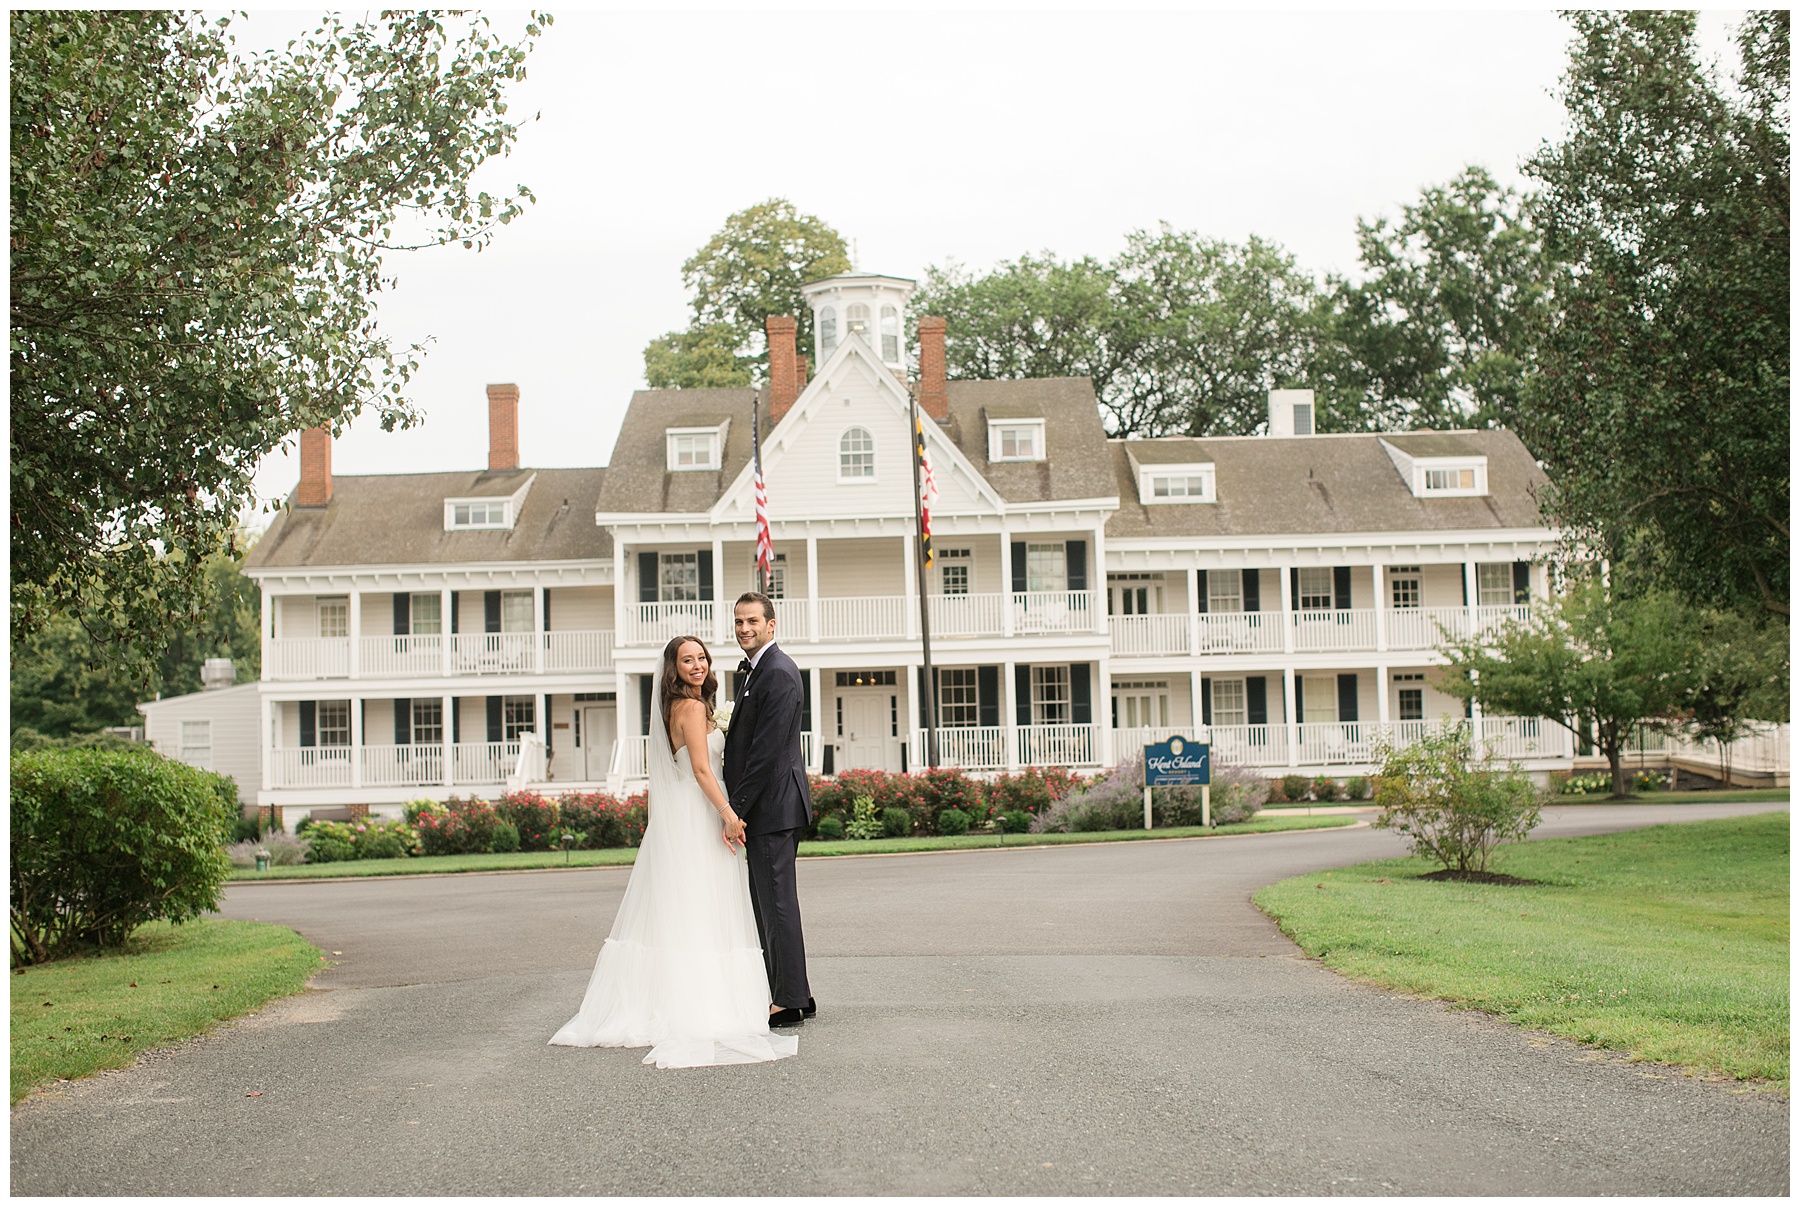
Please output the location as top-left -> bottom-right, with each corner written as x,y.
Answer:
915,412 -> 937,567
753,402 -> 773,586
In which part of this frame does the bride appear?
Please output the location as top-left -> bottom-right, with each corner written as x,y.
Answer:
549,635 -> 798,1068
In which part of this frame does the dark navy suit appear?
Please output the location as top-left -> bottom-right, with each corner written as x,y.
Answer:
722,642 -> 812,1008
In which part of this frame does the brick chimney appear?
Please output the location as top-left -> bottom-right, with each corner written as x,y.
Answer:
487,383 -> 520,471
917,315 -> 949,420
295,425 -> 332,507
767,315 -> 800,422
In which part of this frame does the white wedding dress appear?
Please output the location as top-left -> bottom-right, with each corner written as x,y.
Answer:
549,704 -> 797,1069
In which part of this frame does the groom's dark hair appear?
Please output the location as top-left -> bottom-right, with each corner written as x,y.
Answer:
736,591 -> 775,621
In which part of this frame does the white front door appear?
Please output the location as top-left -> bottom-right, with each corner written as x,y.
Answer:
582,705 -> 615,780
836,688 -> 899,772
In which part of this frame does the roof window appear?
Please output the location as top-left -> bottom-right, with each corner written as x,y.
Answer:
1137,462 -> 1215,505
988,419 -> 1045,462
665,420 -> 729,473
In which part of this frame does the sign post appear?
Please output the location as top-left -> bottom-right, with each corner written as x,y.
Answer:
1142,736 -> 1212,828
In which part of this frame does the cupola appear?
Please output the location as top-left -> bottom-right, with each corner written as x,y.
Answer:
799,272 -> 916,372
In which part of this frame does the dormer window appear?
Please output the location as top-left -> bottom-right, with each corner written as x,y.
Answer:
988,419 -> 1045,462
839,426 -> 875,481
451,500 -> 508,528
665,421 -> 727,472
1415,460 -> 1485,497
1380,438 -> 1489,498
1138,462 -> 1215,504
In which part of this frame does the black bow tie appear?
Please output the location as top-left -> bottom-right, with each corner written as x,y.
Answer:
737,659 -> 753,678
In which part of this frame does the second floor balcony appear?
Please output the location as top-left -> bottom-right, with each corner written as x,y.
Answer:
1111,605 -> 1533,659
626,591 -> 1098,647
265,631 -> 615,682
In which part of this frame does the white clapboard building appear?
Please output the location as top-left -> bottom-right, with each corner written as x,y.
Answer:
240,270 -> 1593,821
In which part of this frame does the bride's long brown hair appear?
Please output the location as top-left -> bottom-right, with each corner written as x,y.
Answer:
659,635 -> 718,738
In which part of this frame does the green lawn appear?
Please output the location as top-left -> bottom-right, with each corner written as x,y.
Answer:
1255,811 -> 1789,1090
229,813 -> 1356,880
11,919 -> 324,1104
1552,788 -> 1789,805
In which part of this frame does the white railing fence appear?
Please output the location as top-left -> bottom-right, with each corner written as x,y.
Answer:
1110,614 -> 1190,657
1015,723 -> 1097,767
266,638 -> 350,680
361,743 -> 446,787
1013,591 -> 1094,634
817,595 -> 908,641
921,725 -> 1008,771
1195,612 -> 1284,654
269,746 -> 353,787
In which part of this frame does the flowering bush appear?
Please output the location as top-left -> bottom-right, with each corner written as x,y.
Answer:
225,830 -> 310,868
557,791 -> 643,849
497,790 -> 561,851
1031,760 -> 1144,833
302,820 -> 359,863
301,817 -> 418,862
913,768 -> 987,829
1560,772 -> 1613,796
415,796 -> 500,855
404,798 -> 448,825
989,766 -> 1083,816
1208,763 -> 1270,825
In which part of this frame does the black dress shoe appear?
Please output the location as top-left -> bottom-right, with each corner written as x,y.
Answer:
769,1006 -> 805,1028
802,997 -> 817,1018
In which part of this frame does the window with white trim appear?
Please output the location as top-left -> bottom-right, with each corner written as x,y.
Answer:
450,500 -> 508,528
1210,678 -> 1247,727
938,548 -> 971,595
1415,460 -> 1485,496
1297,568 -> 1334,611
845,303 -> 870,336
818,306 -> 838,358
988,420 -> 1045,462
748,551 -> 787,599
1030,664 -> 1070,725
1476,563 -> 1515,606
1141,463 -> 1215,503
1207,569 -> 1243,613
939,668 -> 980,727
317,598 -> 348,639
503,696 -> 536,741
1302,675 -> 1338,723
659,553 -> 699,602
880,306 -> 899,361
316,700 -> 350,747
839,427 -> 875,480
665,425 -> 724,472
412,699 -> 443,744
1026,543 -> 1066,593
1394,673 -> 1426,722
1388,567 -> 1421,610
410,593 -> 442,635
1111,680 -> 1168,729
501,589 -> 534,633
180,720 -> 212,769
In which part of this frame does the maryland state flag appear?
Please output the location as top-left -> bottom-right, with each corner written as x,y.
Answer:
914,411 -> 937,567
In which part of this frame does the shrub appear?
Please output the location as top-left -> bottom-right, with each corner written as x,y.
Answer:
1560,772 -> 1612,796
1634,770 -> 1669,792
988,768 -> 1056,816
1208,762 -> 1270,825
880,807 -> 913,838
303,820 -> 358,863
415,796 -> 500,856
1034,757 -> 1145,833
557,791 -> 643,849
359,829 -> 408,860
1344,776 -> 1371,801
404,798 -> 448,825
294,815 -> 316,836
12,747 -> 237,963
998,809 -> 1032,834
913,768 -> 987,831
490,822 -> 521,854
497,790 -> 561,851
1265,777 -> 1288,803
1371,726 -> 1544,874
1312,777 -> 1340,802
619,794 -> 649,847
224,830 -> 311,868
843,796 -> 884,841
1281,774 -> 1312,802
814,816 -> 845,840
936,808 -> 970,836
229,814 -> 262,843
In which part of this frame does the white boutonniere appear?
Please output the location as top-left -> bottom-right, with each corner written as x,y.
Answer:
712,700 -> 734,735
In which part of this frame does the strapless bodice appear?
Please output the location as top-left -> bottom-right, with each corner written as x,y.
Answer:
675,728 -> 726,768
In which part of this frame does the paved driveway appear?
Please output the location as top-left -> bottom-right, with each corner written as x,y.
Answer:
11,802 -> 1788,1195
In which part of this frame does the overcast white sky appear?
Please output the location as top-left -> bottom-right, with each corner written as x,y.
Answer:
243,7 -> 1746,529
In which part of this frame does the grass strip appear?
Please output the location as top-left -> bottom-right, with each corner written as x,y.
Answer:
1255,811 -> 1789,1090
11,919 -> 324,1104
1548,788 -> 1789,805
229,813 -> 1356,880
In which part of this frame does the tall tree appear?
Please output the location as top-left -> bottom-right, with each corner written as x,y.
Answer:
1520,11 -> 1789,618
643,199 -> 850,388
1310,166 -> 1549,432
11,10 -> 548,678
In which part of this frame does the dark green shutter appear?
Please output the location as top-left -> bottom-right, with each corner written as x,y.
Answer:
978,666 -> 999,727
639,551 -> 659,603
1246,678 -> 1267,727
1461,566 -> 1469,607
1294,676 -> 1305,721
486,696 -> 503,742
484,591 -> 501,633
1196,569 -> 1209,613
299,701 -> 316,747
1290,568 -> 1301,609
1243,570 -> 1260,612
1512,562 -> 1531,604
1065,541 -> 1087,592
542,588 -> 552,630
449,592 -> 459,634
1333,566 -> 1351,610
1337,674 -> 1358,723
1015,664 -> 1031,726
698,549 -> 713,601
1011,542 -> 1027,593
1070,664 -> 1091,725
393,593 -> 410,635
452,698 -> 461,743
394,698 -> 411,745
1201,678 -> 1213,726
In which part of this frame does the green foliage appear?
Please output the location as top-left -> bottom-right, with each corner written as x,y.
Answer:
1440,580 -> 1701,797
497,790 -> 560,852
813,817 -> 845,840
987,766 -> 1081,816
913,768 -> 988,828
12,746 -> 235,963
301,823 -> 357,864
1344,777 -> 1371,801
934,808 -> 970,837
997,810 -> 1033,835
843,796 -> 884,841
10,10 -> 548,671
644,199 -> 850,388
1034,758 -> 1146,833
1370,725 -> 1544,873
1559,773 -> 1613,796
489,822 -> 521,854
1521,11 -> 1789,619
403,799 -> 447,826
879,807 -> 913,838
1206,763 -> 1271,825
1280,774 -> 1312,803
1311,777 -> 1340,802
1673,607 -> 1790,769
223,831 -> 308,868
414,797 -> 500,856
556,791 -> 643,849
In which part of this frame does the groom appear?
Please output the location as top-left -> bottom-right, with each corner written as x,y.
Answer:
723,591 -> 815,1029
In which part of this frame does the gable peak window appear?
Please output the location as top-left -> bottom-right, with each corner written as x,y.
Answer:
988,419 -> 1045,462
839,426 -> 875,480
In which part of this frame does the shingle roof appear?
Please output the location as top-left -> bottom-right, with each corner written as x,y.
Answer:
246,467 -> 611,569
1105,428 -> 1551,539
594,387 -> 761,515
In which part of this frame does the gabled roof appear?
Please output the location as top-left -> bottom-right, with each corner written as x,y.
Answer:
594,387 -> 762,516
1105,428 -> 1551,539
246,467 -> 611,569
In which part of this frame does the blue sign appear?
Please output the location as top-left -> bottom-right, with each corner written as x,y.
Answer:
1144,736 -> 1210,786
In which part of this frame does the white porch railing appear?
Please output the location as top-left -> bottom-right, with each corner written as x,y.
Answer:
1623,722 -> 1790,772
630,601 -> 714,648
1290,609 -> 1377,652
361,743 -> 447,787
1478,715 -> 1556,759
269,746 -> 353,787
544,630 -> 616,673
1474,604 -> 1533,634
818,595 -> 909,641
611,735 -> 649,780
451,632 -> 537,675
359,635 -> 445,678
453,741 -> 521,784
1196,612 -> 1284,654
1110,614 -> 1191,657
1013,591 -> 1095,634
266,638 -> 350,680
1015,722 -> 1098,767
1112,725 -> 1186,757
1294,722 -> 1377,765
925,725 -> 1009,770
1385,607 -> 1470,650
929,593 -> 1006,639
1207,724 -> 1287,767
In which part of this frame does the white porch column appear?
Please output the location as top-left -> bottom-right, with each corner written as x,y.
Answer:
999,525 -> 1014,638
348,587 -> 362,679
533,584 -> 546,675
441,586 -> 454,677
1002,659 -> 1019,771
1372,561 -> 1387,652
1089,524 -> 1107,635
711,537 -> 725,644
350,695 -> 364,789
1096,656 -> 1113,768
1283,665 -> 1299,769
538,691 -> 550,778
1375,665 -> 1390,728
805,536 -> 821,643
902,532 -> 918,640
442,693 -> 456,789
1190,669 -> 1205,739
808,667 -> 824,773
1279,563 -> 1294,653
614,546 -> 630,650
1186,567 -> 1201,657
260,588 -> 274,678
261,694 -> 275,792
1464,560 -> 1478,635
